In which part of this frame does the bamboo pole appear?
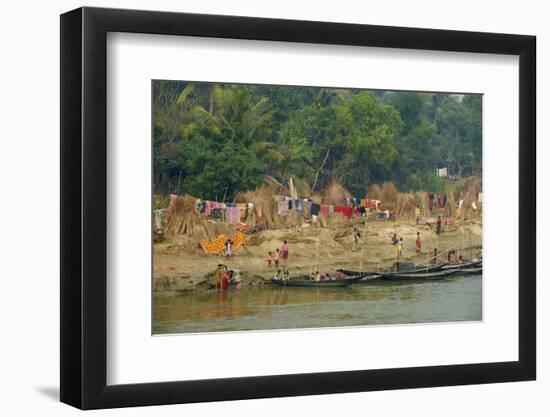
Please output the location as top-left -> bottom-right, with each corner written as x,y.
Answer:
359,212 -> 368,271
314,220 -> 321,275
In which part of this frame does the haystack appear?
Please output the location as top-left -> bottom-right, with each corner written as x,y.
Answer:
164,195 -> 233,240
165,195 -> 200,235
236,186 -> 281,229
394,193 -> 417,220
321,181 -> 351,205
367,184 -> 382,201
381,181 -> 398,208
416,191 -> 431,217
443,191 -> 457,218
458,176 -> 482,219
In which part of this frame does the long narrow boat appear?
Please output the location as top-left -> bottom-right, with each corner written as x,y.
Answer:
337,262 -> 447,277
379,269 -> 457,281
441,260 -> 483,270
270,275 -> 364,287
337,269 -> 380,277
455,267 -> 483,275
356,274 -> 383,283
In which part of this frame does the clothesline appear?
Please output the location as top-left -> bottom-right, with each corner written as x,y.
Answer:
275,195 -> 381,219
196,200 -> 254,225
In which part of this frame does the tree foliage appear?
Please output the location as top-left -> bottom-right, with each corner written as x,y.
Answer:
153,81 -> 482,198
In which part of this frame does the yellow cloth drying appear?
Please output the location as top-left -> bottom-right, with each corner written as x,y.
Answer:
199,232 -> 246,255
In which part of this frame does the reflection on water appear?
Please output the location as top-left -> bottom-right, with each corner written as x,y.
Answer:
153,274 -> 482,334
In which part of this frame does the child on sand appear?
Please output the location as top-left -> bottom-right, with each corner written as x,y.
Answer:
397,237 -> 404,258
224,239 -> 233,257
266,251 -> 273,268
274,249 -> 280,268
416,232 -> 421,253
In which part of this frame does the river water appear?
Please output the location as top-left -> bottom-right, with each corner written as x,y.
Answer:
153,274 -> 482,334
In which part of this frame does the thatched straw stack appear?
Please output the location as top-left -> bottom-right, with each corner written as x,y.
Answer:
165,195 -> 200,235
394,193 -> 417,220
164,195 -> 233,240
367,184 -> 382,201
321,181 -> 351,205
381,181 -> 398,208
443,191 -> 457,218
416,191 -> 431,217
292,177 -> 312,199
236,186 -> 281,229
459,176 -> 482,219
283,209 -> 304,228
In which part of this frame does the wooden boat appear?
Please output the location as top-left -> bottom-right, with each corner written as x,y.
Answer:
337,269 -> 380,277
379,269 -> 457,281
337,262 -> 447,278
356,274 -> 383,283
455,267 -> 483,275
441,260 -> 483,270
270,274 -> 364,287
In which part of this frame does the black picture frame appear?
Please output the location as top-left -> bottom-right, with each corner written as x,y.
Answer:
60,6 -> 536,410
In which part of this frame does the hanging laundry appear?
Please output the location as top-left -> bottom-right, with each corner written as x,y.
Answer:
334,206 -> 353,218
311,203 -> 321,216
320,204 -> 329,216
303,200 -> 312,217
225,207 -> 241,224
297,199 -> 304,215
204,200 -> 212,216
278,200 -> 289,216
212,208 -> 222,219
328,205 -> 334,216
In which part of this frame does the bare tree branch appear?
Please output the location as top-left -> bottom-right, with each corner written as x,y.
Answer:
312,148 -> 330,192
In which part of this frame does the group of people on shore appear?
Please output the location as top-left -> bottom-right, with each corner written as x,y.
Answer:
389,231 -> 425,259
212,264 -> 242,290
266,240 -> 290,269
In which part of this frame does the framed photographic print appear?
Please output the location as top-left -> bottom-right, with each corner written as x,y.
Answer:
60,6 -> 536,409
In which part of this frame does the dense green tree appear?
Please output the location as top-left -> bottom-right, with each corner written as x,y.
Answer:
152,81 -> 482,198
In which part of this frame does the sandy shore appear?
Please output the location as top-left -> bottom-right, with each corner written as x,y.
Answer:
153,218 -> 482,291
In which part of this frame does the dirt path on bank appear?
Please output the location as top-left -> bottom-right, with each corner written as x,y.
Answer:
153,218 -> 483,291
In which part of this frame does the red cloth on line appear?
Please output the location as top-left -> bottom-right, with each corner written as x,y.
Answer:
334,206 -> 353,218
320,204 -> 329,216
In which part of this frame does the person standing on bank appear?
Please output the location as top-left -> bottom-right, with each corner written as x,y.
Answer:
280,240 -> 289,268
415,205 -> 421,225
416,232 -> 422,253
436,215 -> 442,235
352,228 -> 361,252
